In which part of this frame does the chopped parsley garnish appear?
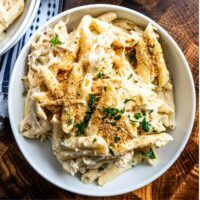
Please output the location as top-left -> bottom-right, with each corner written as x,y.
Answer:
142,111 -> 146,116
124,98 -> 133,104
130,50 -> 137,64
149,109 -> 154,114
117,126 -> 121,131
127,74 -> 133,80
128,114 -> 137,123
93,138 -> 97,143
114,115 -> 121,121
50,35 -> 63,47
140,117 -> 151,132
75,94 -> 96,136
103,86 -> 107,92
114,136 -> 121,143
103,107 -> 125,121
134,113 -> 141,120
121,108 -> 125,113
75,122 -> 88,136
111,122 -> 117,126
96,71 -> 105,79
134,80 -> 138,83
88,94 -> 96,107
109,147 -> 115,156
129,119 -> 137,123
144,148 -> 156,159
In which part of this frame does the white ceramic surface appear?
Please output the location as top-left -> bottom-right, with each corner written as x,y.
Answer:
8,4 -> 196,197
0,0 -> 40,55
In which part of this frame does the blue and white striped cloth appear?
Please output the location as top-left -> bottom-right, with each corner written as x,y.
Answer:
0,0 -> 63,118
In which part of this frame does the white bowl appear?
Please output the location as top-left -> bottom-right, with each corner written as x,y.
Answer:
0,0 -> 40,56
8,4 -> 196,197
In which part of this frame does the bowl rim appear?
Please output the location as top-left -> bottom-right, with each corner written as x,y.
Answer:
8,4 -> 196,197
0,0 -> 40,56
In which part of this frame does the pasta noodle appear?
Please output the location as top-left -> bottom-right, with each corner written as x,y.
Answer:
19,12 -> 176,185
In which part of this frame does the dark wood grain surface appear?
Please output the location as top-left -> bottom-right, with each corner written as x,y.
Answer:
0,0 -> 199,199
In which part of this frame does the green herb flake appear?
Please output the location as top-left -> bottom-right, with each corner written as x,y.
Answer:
127,74 -> 133,80
103,107 -> 124,121
129,119 -> 138,123
130,50 -> 137,64
50,35 -> 63,47
140,117 -> 151,132
111,121 -> 117,126
96,71 -> 105,79
93,138 -> 97,143
121,108 -> 125,113
134,113 -> 141,120
88,94 -> 96,107
127,114 -> 137,123
114,136 -> 121,143
103,107 -> 118,118
76,94 -> 96,136
109,147 -> 115,156
117,126 -> 121,131
144,148 -> 156,159
142,111 -> 146,116
75,122 -> 87,136
149,109 -> 154,114
103,86 -> 107,92
114,115 -> 121,121
124,98 -> 133,104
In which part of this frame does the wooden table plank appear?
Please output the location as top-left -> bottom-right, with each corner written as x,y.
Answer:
0,0 -> 198,199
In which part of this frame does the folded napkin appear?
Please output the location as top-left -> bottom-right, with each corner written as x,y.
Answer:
0,0 -> 63,118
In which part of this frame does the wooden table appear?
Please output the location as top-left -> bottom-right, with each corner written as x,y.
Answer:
0,0 -> 198,199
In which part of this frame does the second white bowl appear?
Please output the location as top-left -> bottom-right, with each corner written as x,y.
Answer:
0,0 -> 40,56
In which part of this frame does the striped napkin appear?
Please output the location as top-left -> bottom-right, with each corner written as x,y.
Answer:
0,0 -> 63,119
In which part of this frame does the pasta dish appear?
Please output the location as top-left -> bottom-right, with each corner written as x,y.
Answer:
0,0 -> 25,39
19,12 -> 176,185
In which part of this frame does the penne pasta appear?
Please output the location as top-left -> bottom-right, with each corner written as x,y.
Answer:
20,12 -> 176,186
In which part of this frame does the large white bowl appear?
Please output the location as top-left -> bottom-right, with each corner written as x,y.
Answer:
8,4 -> 196,197
0,0 -> 40,56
